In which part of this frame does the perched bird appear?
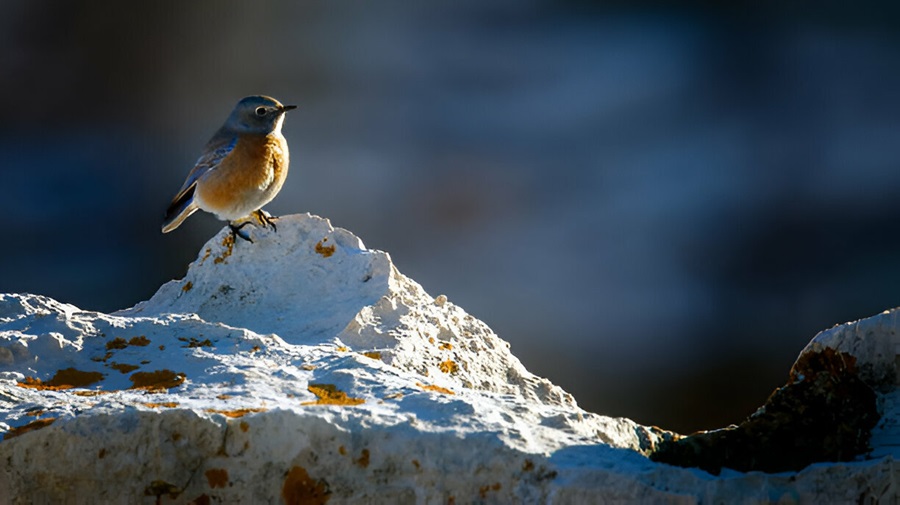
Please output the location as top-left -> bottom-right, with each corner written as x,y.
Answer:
162,95 -> 296,242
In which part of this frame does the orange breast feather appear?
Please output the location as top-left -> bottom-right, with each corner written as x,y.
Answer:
196,135 -> 285,212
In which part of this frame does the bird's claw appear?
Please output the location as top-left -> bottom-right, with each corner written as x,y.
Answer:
254,210 -> 278,232
228,211 -> 279,243
229,221 -> 254,243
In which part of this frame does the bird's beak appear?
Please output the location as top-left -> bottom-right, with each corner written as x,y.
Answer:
280,105 -> 297,113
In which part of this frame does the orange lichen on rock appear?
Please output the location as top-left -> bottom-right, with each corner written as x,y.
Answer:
106,338 -> 129,350
438,342 -> 453,351
143,402 -> 179,409
106,336 -> 149,351
128,336 -> 151,346
3,418 -> 55,440
314,238 -> 336,258
182,281 -> 193,292
182,337 -> 213,348
303,384 -> 364,406
214,234 -> 235,264
110,362 -> 140,374
205,468 -> 229,489
71,390 -> 110,397
128,370 -> 185,391
417,382 -> 454,395
205,408 -> 266,418
18,368 -> 104,391
188,494 -> 211,505
361,351 -> 382,360
282,466 -> 330,505
479,483 -> 502,499
438,360 -> 459,374
353,449 -> 370,468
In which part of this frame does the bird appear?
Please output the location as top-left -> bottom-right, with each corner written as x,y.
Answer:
161,95 -> 296,242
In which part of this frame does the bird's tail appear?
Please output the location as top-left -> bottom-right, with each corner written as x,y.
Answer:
161,185 -> 199,233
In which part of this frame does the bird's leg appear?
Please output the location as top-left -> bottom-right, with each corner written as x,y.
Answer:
254,209 -> 278,232
229,221 -> 254,243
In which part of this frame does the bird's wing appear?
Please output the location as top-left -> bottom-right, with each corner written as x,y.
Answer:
161,134 -> 238,232
169,134 -> 238,203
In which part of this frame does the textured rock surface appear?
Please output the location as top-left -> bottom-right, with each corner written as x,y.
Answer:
651,347 -> 880,474
0,214 -> 899,504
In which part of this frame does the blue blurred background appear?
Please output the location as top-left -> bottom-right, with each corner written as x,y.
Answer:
3,1 -> 900,434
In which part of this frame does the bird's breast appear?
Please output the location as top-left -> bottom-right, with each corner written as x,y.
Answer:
195,133 -> 289,217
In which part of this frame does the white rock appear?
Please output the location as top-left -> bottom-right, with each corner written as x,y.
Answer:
0,213 -> 896,504
799,310 -> 900,461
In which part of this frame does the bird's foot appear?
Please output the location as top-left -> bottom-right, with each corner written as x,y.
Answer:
254,209 -> 279,232
229,221 -> 254,243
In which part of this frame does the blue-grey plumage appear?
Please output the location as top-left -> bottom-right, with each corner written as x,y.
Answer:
162,95 -> 296,240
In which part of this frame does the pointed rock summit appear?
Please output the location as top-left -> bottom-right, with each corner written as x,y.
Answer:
0,214 -> 898,503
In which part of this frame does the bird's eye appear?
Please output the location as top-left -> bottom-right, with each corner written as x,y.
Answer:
255,107 -> 267,116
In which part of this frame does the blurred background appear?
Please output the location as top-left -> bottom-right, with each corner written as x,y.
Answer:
3,1 -> 900,434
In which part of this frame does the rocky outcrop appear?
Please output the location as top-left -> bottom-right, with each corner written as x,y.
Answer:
0,214 -> 898,504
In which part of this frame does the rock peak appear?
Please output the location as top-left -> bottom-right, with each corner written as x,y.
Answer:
125,213 -> 395,342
